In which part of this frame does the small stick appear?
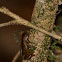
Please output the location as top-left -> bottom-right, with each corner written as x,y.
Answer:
12,50 -> 20,62
0,7 -> 62,41
0,20 -> 18,27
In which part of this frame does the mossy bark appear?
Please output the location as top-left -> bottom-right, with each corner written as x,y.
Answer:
23,0 -> 59,62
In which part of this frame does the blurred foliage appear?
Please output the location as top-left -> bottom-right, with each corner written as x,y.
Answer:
54,26 -> 59,32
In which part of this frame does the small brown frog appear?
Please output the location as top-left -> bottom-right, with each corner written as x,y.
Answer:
21,31 -> 34,60
15,30 -> 34,60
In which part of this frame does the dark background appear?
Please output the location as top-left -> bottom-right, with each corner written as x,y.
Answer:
0,0 -> 35,62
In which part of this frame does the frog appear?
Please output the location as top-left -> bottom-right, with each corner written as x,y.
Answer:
14,30 -> 35,60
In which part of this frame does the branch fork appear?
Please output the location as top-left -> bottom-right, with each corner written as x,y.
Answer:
0,7 -> 62,41
0,6 -> 62,62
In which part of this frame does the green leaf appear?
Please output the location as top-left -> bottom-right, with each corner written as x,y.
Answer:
52,40 -> 58,46
33,46 -> 37,50
54,26 -> 59,32
51,45 -> 61,50
48,55 -> 56,62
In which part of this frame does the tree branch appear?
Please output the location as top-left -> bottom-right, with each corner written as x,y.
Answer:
12,50 -> 27,62
0,7 -> 62,41
12,50 -> 20,62
0,20 -> 18,27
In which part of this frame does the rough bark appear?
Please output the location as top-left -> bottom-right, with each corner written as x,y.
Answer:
26,0 -> 59,62
59,0 -> 62,5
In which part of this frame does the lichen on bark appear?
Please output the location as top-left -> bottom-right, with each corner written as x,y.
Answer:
59,0 -> 62,5
23,0 -> 59,62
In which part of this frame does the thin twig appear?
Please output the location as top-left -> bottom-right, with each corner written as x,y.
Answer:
0,20 -> 18,27
12,50 -> 20,62
0,7 -> 62,41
